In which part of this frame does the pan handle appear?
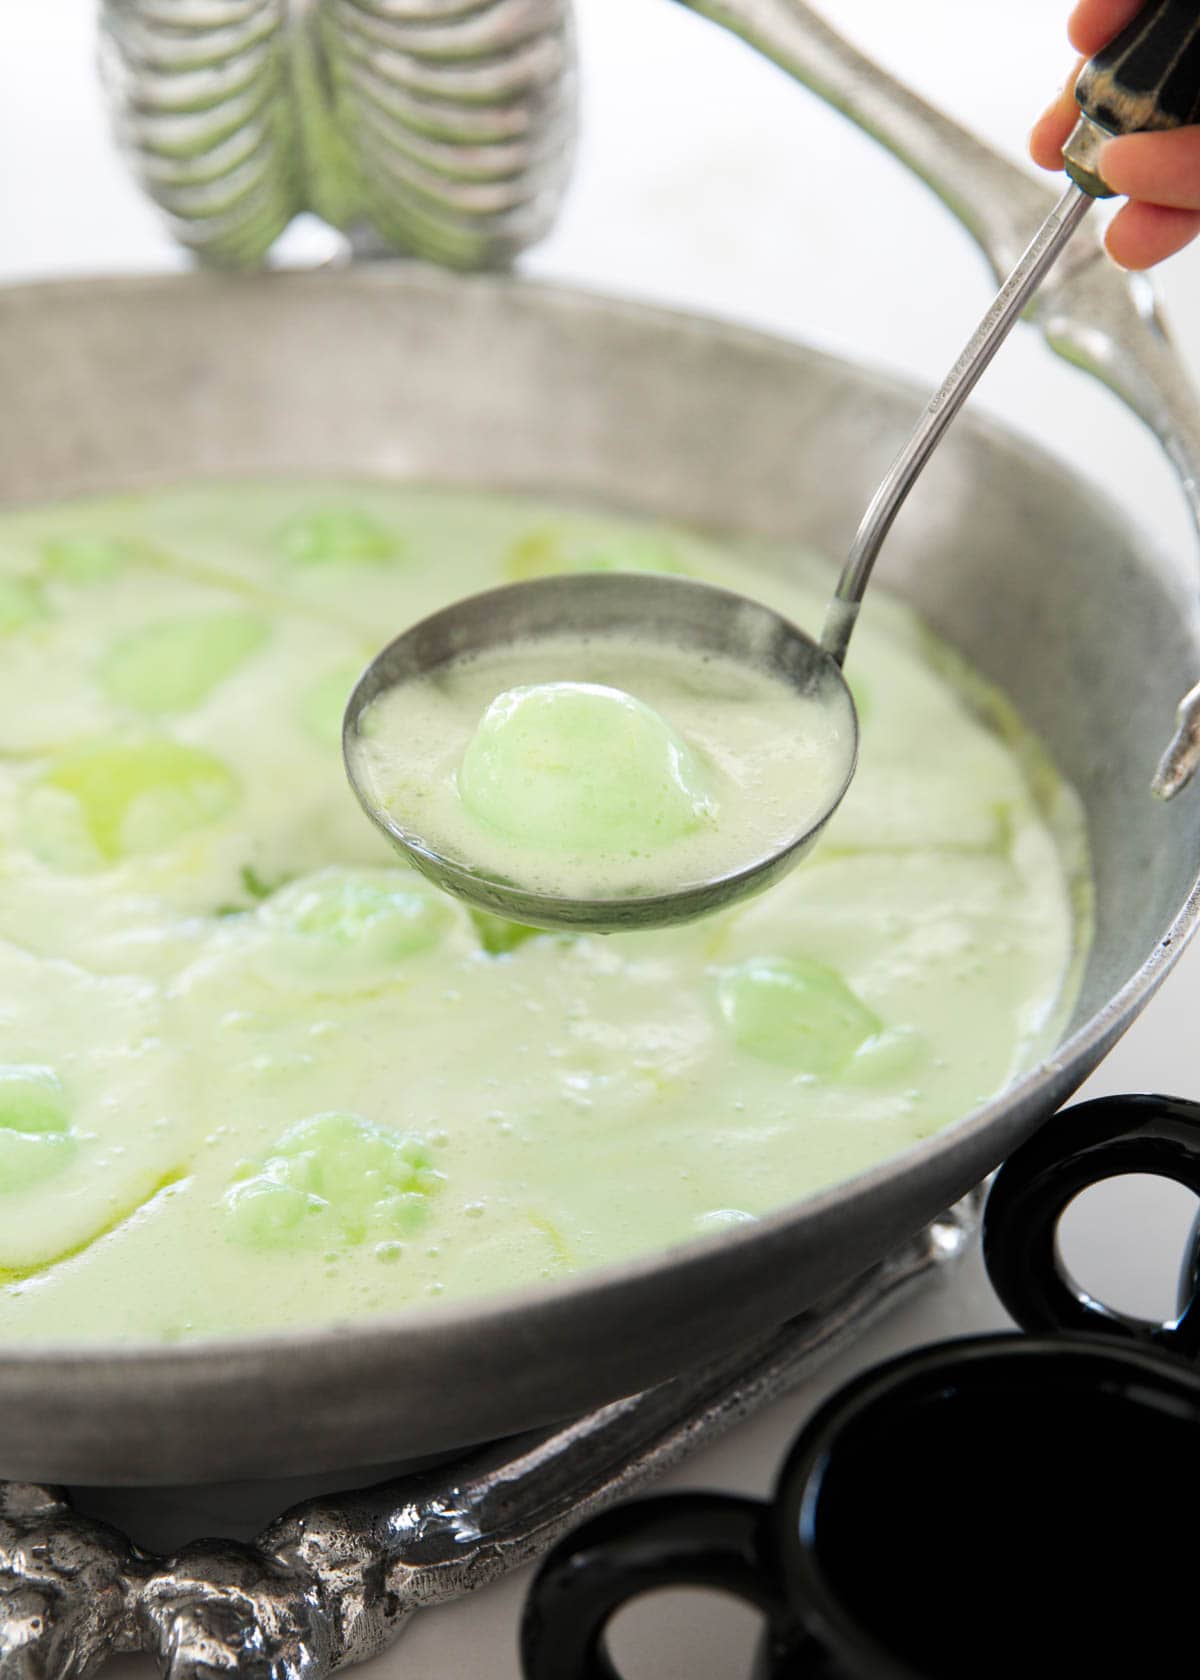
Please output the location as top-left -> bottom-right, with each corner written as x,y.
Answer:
675,0 -> 1200,798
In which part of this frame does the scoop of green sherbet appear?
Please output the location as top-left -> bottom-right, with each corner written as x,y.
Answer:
28,737 -> 239,867
224,1111 -> 442,1249
0,1066 -> 74,1193
98,611 -> 268,715
456,681 -> 714,853
261,867 -> 453,966
717,955 -> 880,1075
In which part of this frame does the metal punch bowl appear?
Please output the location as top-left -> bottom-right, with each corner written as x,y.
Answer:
0,265 -> 1198,1483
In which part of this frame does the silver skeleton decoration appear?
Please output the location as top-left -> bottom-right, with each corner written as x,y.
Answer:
8,0 -> 1200,1673
99,0 -> 577,269
0,1203 -> 977,1678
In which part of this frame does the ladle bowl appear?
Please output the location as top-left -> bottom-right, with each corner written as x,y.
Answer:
343,572 -> 858,932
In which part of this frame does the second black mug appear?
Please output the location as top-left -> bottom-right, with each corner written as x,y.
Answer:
521,1093 -> 1200,1679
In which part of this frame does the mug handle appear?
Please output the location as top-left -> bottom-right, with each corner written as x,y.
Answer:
982,1092 -> 1200,1360
519,1492 -> 807,1680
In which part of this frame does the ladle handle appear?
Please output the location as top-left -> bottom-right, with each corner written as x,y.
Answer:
818,181 -> 1093,666
1065,0 -> 1200,195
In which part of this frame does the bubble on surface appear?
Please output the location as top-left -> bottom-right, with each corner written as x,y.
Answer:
26,737 -> 239,868
457,681 -> 715,855
0,1066 -> 74,1193
716,955 -> 881,1075
224,1111 -> 443,1249
98,611 -> 269,715
696,1207 -> 758,1232
279,508 -> 400,566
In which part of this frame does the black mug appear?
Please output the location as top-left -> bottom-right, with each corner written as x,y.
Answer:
520,1093 -> 1200,1680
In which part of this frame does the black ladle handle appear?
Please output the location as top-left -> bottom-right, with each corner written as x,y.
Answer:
982,1093 -> 1200,1360
1080,0 -> 1200,133
1067,0 -> 1200,193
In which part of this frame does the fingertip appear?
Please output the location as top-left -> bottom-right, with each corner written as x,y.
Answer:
1029,121 -> 1066,172
1103,200 -> 1200,270
1067,0 -> 1147,56
1102,219 -> 1143,270
1029,71 -> 1083,171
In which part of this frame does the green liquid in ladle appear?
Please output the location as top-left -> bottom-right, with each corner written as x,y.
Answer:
352,637 -> 854,905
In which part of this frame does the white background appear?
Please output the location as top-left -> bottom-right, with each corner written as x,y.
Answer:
3,3 -> 1200,1676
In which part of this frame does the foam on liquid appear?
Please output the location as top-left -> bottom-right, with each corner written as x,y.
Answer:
0,484 -> 1089,1342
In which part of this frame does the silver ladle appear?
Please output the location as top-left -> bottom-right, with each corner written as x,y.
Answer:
346,0 -> 1200,933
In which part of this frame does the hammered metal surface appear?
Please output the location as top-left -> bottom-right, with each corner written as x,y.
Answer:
99,0 -> 577,268
0,1206 -> 976,1678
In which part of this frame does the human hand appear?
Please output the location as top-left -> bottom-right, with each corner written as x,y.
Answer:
1031,0 -> 1200,268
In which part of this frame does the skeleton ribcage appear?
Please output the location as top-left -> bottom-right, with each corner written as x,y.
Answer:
99,0 -> 577,268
